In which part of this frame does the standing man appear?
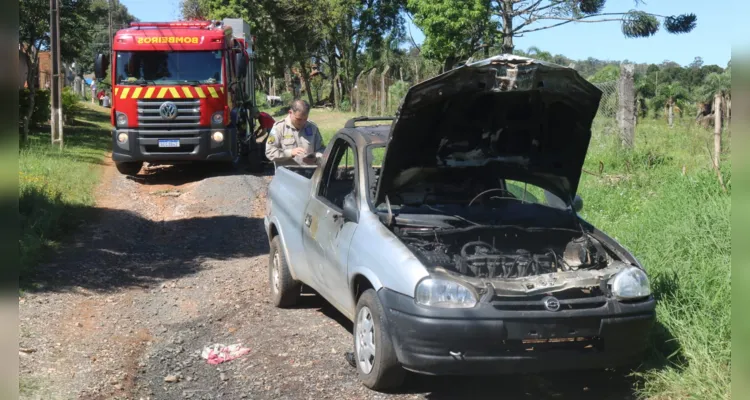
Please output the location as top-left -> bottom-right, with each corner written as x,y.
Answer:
265,99 -> 325,167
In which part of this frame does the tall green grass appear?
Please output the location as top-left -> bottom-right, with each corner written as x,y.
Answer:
578,118 -> 731,399
19,104 -> 111,283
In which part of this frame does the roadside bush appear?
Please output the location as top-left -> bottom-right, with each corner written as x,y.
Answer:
280,92 -> 293,106
339,98 -> 351,111
255,90 -> 268,107
18,89 -> 51,130
61,87 -> 83,124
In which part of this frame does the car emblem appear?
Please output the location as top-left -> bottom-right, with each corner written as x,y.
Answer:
542,296 -> 561,312
159,101 -> 178,120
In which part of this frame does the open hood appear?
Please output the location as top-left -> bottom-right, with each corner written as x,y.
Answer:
373,55 -> 602,207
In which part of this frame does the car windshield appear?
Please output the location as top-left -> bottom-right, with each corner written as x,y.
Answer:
366,144 -> 570,218
115,51 -> 223,85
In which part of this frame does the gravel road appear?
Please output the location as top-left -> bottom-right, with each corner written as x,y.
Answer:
19,159 -> 636,400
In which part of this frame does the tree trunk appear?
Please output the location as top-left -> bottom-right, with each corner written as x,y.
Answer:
298,61 -> 315,107
667,100 -> 674,128
284,67 -> 293,94
23,46 -> 41,142
333,74 -> 340,109
714,93 -> 722,169
500,0 -> 515,54
443,56 -> 457,73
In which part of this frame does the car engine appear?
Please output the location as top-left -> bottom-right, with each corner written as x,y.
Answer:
398,227 -> 611,279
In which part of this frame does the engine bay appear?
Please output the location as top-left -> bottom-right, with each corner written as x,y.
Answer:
397,226 -> 613,280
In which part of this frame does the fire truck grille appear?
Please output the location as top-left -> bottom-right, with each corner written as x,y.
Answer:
137,99 -> 201,129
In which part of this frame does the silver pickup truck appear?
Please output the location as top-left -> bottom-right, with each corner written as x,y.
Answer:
264,55 -> 655,391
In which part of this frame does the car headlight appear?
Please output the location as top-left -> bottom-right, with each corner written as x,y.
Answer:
415,278 -> 477,308
116,112 -> 128,127
117,132 -> 128,143
610,266 -> 651,300
212,131 -> 224,143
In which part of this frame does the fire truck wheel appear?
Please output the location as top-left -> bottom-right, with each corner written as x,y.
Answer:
115,161 -> 143,176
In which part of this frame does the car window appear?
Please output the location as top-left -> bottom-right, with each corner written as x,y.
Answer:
318,138 -> 356,210
504,180 -> 567,209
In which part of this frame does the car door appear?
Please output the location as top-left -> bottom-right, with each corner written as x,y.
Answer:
301,137 -> 359,311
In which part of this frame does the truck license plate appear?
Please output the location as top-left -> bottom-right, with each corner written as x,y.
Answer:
158,139 -> 180,148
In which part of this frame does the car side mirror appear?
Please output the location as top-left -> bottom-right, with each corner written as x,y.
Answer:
94,53 -> 108,80
342,192 -> 359,223
572,195 -> 583,212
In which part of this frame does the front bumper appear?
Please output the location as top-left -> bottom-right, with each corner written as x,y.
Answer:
378,288 -> 655,375
111,128 -> 236,162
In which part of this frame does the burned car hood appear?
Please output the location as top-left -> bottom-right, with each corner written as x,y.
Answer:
374,55 -> 602,207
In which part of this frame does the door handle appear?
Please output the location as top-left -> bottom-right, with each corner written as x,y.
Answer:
304,214 -> 312,227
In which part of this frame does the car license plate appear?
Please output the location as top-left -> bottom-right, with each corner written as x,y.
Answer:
158,139 -> 180,148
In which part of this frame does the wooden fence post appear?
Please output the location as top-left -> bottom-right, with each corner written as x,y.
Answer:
617,63 -> 635,148
354,70 -> 365,115
367,69 -> 377,116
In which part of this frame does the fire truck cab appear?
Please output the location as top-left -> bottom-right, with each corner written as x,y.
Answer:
94,19 -> 264,175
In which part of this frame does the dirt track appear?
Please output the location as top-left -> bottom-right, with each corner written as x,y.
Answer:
19,159 -> 637,400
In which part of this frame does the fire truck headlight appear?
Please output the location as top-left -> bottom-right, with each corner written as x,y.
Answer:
116,112 -> 128,127
211,112 -> 224,125
117,132 -> 129,143
211,131 -> 224,143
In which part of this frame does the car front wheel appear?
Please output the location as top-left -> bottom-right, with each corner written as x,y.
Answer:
354,289 -> 405,391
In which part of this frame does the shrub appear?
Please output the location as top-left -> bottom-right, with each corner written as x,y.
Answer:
18,89 -> 51,130
280,92 -> 293,106
61,87 -> 83,124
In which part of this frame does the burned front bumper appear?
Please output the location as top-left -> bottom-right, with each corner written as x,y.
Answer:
378,288 -> 655,375
111,128 -> 236,162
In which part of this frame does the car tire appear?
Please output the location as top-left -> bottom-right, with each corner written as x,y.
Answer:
354,289 -> 405,391
268,236 -> 300,308
115,161 -> 143,176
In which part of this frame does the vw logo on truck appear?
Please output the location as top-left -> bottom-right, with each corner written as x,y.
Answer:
159,101 -> 179,120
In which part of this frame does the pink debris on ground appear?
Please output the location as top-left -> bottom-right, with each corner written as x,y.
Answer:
201,344 -> 251,365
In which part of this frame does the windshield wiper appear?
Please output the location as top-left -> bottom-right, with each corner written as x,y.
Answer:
121,78 -> 155,86
179,80 -> 202,86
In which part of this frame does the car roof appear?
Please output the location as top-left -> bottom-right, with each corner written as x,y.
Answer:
338,117 -> 392,148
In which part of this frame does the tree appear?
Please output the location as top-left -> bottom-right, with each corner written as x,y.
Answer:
408,0 -> 697,70
199,0 -> 406,108
589,64 -> 620,83
180,0 -> 207,20
79,0 -> 137,77
652,82 -> 689,127
698,70 -> 731,123
19,0 -> 97,141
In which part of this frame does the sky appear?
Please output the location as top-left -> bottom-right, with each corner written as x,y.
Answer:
120,0 -> 733,68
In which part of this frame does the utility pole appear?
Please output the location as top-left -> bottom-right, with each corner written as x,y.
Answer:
50,0 -> 63,149
108,0 -> 113,52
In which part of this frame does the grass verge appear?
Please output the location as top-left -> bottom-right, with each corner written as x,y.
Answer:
19,103 -> 111,286
578,118 -> 731,399
311,110 -> 731,399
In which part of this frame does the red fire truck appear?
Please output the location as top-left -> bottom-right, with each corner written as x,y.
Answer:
94,19 -> 269,175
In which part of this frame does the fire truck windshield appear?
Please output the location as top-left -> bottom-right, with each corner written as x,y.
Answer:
116,50 -> 223,85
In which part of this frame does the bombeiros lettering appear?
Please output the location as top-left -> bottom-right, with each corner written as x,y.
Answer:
136,37 -> 200,45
